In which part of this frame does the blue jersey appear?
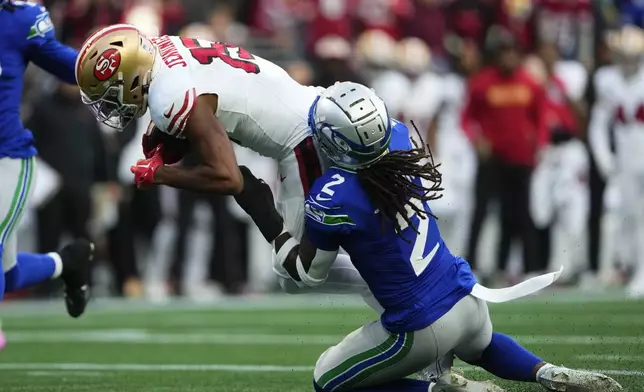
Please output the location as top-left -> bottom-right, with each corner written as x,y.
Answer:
304,120 -> 476,333
0,1 -> 77,159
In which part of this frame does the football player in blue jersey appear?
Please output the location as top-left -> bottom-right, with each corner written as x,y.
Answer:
240,82 -> 622,392
0,0 -> 93,324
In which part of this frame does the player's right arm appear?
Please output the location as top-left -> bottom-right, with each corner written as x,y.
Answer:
144,89 -> 243,194
588,68 -> 617,179
271,196 -> 347,288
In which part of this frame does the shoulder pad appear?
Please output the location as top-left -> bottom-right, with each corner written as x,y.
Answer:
389,121 -> 412,151
14,3 -> 54,41
148,78 -> 197,137
305,170 -> 359,231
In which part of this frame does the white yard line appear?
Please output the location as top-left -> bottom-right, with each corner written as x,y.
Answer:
0,363 -> 313,372
6,330 -> 644,346
577,355 -> 644,361
0,363 -> 642,378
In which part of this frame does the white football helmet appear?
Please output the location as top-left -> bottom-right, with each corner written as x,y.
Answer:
308,82 -> 392,170
607,25 -> 644,77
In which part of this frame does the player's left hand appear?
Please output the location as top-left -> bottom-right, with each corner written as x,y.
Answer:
130,145 -> 164,188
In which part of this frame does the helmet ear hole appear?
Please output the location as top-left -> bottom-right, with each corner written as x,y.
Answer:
130,76 -> 140,91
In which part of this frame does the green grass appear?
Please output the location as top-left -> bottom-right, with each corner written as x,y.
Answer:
0,294 -> 642,391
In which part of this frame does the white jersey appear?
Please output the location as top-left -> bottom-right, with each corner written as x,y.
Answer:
370,70 -> 411,119
401,72 -> 443,132
147,35 -> 320,160
589,65 -> 644,177
436,73 -> 465,137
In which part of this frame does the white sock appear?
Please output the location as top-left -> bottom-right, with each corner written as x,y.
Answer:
536,363 -> 556,381
48,252 -> 63,279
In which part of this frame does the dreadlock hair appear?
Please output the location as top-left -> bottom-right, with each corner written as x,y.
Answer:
357,121 -> 443,238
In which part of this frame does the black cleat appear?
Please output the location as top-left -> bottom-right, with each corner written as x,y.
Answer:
59,239 -> 94,318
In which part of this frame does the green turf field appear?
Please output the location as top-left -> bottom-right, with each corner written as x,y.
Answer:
0,292 -> 642,391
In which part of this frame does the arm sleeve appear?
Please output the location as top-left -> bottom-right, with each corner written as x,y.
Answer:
25,8 -> 78,84
304,200 -> 346,252
588,74 -> 616,179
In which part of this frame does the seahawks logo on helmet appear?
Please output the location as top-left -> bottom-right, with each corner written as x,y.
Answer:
27,10 -> 54,40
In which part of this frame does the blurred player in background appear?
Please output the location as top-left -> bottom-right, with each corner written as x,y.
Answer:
249,81 -> 622,392
527,41 -> 590,284
0,0 -> 94,347
589,25 -> 644,297
424,36 -> 480,257
463,26 -> 547,279
358,30 -> 410,119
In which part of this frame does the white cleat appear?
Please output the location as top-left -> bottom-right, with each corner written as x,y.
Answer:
537,365 -> 622,392
426,368 -> 506,392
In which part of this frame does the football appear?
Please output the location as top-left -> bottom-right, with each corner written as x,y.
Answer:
143,122 -> 191,164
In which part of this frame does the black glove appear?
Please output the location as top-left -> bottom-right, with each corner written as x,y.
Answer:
234,166 -> 284,243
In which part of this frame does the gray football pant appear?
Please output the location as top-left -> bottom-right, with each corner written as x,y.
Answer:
313,294 -> 493,391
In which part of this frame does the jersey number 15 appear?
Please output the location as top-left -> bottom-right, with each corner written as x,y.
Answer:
180,38 -> 260,74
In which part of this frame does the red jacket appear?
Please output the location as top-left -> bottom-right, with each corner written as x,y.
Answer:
462,67 -> 548,166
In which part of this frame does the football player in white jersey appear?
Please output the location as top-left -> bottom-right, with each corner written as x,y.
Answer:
588,25 -> 644,296
76,24 -> 512,390
75,24 -> 324,243
75,24 -> 410,300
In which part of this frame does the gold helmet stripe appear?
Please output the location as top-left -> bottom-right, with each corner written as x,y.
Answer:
75,24 -> 141,84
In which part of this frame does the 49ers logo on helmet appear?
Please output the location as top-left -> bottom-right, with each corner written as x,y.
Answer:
94,48 -> 121,81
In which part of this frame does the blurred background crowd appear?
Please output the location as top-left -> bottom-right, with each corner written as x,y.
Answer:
7,0 -> 643,302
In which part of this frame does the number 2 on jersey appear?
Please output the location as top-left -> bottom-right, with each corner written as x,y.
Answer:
180,38 -> 260,74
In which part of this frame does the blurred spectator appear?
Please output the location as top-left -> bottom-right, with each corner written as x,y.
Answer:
444,0 -> 496,49
286,60 -> 315,85
12,0 -> 634,299
170,154 -> 249,297
27,84 -> 102,253
160,0 -> 186,35
123,1 -> 163,36
463,26 -> 547,278
102,121 -> 144,297
398,37 -> 441,127
528,42 -> 590,283
534,0 -> 594,65
25,83 -> 104,295
361,30 -> 410,116
60,0 -> 124,47
305,0 -> 354,56
311,35 -> 365,87
354,0 -> 412,39
426,37 -> 481,257
208,2 -> 248,45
